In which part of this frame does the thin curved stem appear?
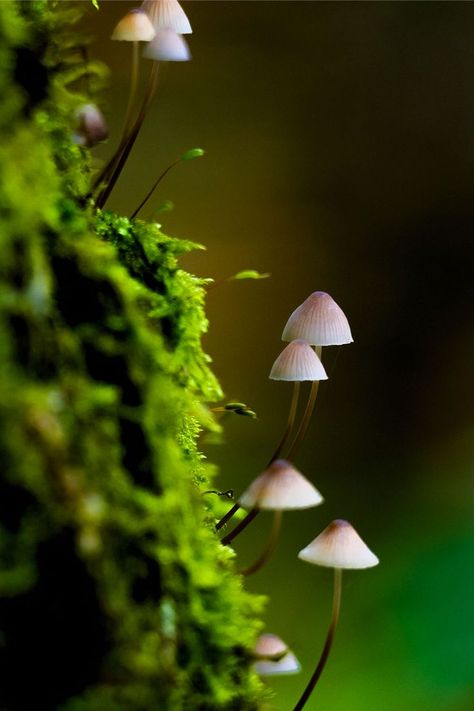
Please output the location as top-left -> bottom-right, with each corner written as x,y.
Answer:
267,381 -> 300,465
293,568 -> 342,711
215,502 -> 240,531
220,507 -> 259,546
130,159 -> 179,219
122,42 -> 140,138
286,379 -> 319,461
240,509 -> 282,576
215,382 -> 300,533
96,61 -> 159,209
91,44 -> 140,197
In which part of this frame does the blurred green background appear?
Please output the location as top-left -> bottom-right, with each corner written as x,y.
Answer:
87,2 -> 474,709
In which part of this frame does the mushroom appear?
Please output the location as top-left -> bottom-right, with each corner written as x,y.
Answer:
221,460 -> 323,576
143,28 -> 191,62
74,104 -> 108,148
141,0 -> 192,34
280,292 -> 353,461
216,341 -> 326,534
95,10 -> 157,208
293,520 -> 379,710
282,291 -> 353,347
269,338 -> 328,382
111,9 -> 156,42
254,634 -> 301,676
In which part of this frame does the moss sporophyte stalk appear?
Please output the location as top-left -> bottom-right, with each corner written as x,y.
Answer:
0,1 -> 380,710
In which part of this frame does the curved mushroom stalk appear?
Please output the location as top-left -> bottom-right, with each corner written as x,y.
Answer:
293,520 -> 379,710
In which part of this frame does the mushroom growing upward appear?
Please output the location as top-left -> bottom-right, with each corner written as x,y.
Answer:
280,291 -> 353,462
221,460 -> 323,576
282,291 -> 353,347
254,634 -> 301,676
111,9 -> 156,42
216,341 -> 327,535
141,0 -> 192,34
293,520 -> 379,711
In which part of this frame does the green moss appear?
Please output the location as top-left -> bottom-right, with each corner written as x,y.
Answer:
0,1 -> 265,708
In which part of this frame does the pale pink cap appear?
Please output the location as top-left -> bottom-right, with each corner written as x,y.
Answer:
254,634 -> 300,676
239,459 -> 323,511
143,28 -> 191,61
298,519 -> 379,569
282,291 -> 353,346
141,0 -> 192,34
269,339 -> 328,381
111,9 -> 156,42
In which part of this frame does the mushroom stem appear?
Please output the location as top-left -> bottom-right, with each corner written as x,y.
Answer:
91,43 -> 140,198
293,567 -> 342,711
220,507 -> 260,546
96,61 -> 160,209
123,40 -> 140,139
286,379 -> 319,461
240,509 -> 282,576
130,157 -> 180,219
267,381 -> 300,465
215,501 -> 240,531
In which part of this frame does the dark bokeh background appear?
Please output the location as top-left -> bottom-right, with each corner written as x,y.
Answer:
87,2 -> 474,709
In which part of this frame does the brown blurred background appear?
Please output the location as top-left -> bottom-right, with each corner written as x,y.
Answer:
87,2 -> 474,709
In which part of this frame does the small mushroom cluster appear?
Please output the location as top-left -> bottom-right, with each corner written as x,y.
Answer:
93,1 -> 194,210
216,291 -> 379,709
112,0 -> 192,61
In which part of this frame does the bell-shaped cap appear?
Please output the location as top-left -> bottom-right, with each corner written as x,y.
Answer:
298,519 -> 379,569
239,459 -> 323,511
269,339 -> 328,382
143,28 -> 191,61
111,9 -> 156,42
254,634 -> 300,676
282,291 -> 353,346
74,104 -> 108,147
141,0 -> 192,34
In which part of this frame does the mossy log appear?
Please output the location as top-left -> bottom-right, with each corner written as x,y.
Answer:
0,2 -> 265,709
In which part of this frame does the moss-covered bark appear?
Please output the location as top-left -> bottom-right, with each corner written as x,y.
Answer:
0,2 -> 265,708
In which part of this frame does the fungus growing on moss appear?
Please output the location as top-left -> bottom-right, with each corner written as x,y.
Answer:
254,634 -> 301,676
269,338 -> 328,382
75,104 -> 108,147
221,460 -> 323,575
111,9 -> 156,42
293,520 -> 379,710
282,292 -> 353,462
143,28 -> 191,62
282,291 -> 353,347
141,0 -> 193,34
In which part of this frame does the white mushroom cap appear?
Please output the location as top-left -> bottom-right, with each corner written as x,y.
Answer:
298,519 -> 379,569
254,634 -> 300,676
282,291 -> 353,346
111,9 -> 156,42
143,28 -> 191,62
141,0 -> 192,34
239,459 -> 323,511
74,104 -> 108,147
269,339 -> 328,382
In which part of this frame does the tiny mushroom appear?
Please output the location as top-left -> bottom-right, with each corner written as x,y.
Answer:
282,291 -> 353,347
270,339 -> 328,382
111,9 -> 156,42
254,634 -> 301,676
221,459 -> 323,577
239,459 -> 323,511
141,0 -> 192,34
298,518 -> 379,569
74,104 -> 108,147
143,28 -> 191,62
293,520 -> 379,711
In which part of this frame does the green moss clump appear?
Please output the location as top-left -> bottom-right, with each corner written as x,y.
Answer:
0,2 -> 266,708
